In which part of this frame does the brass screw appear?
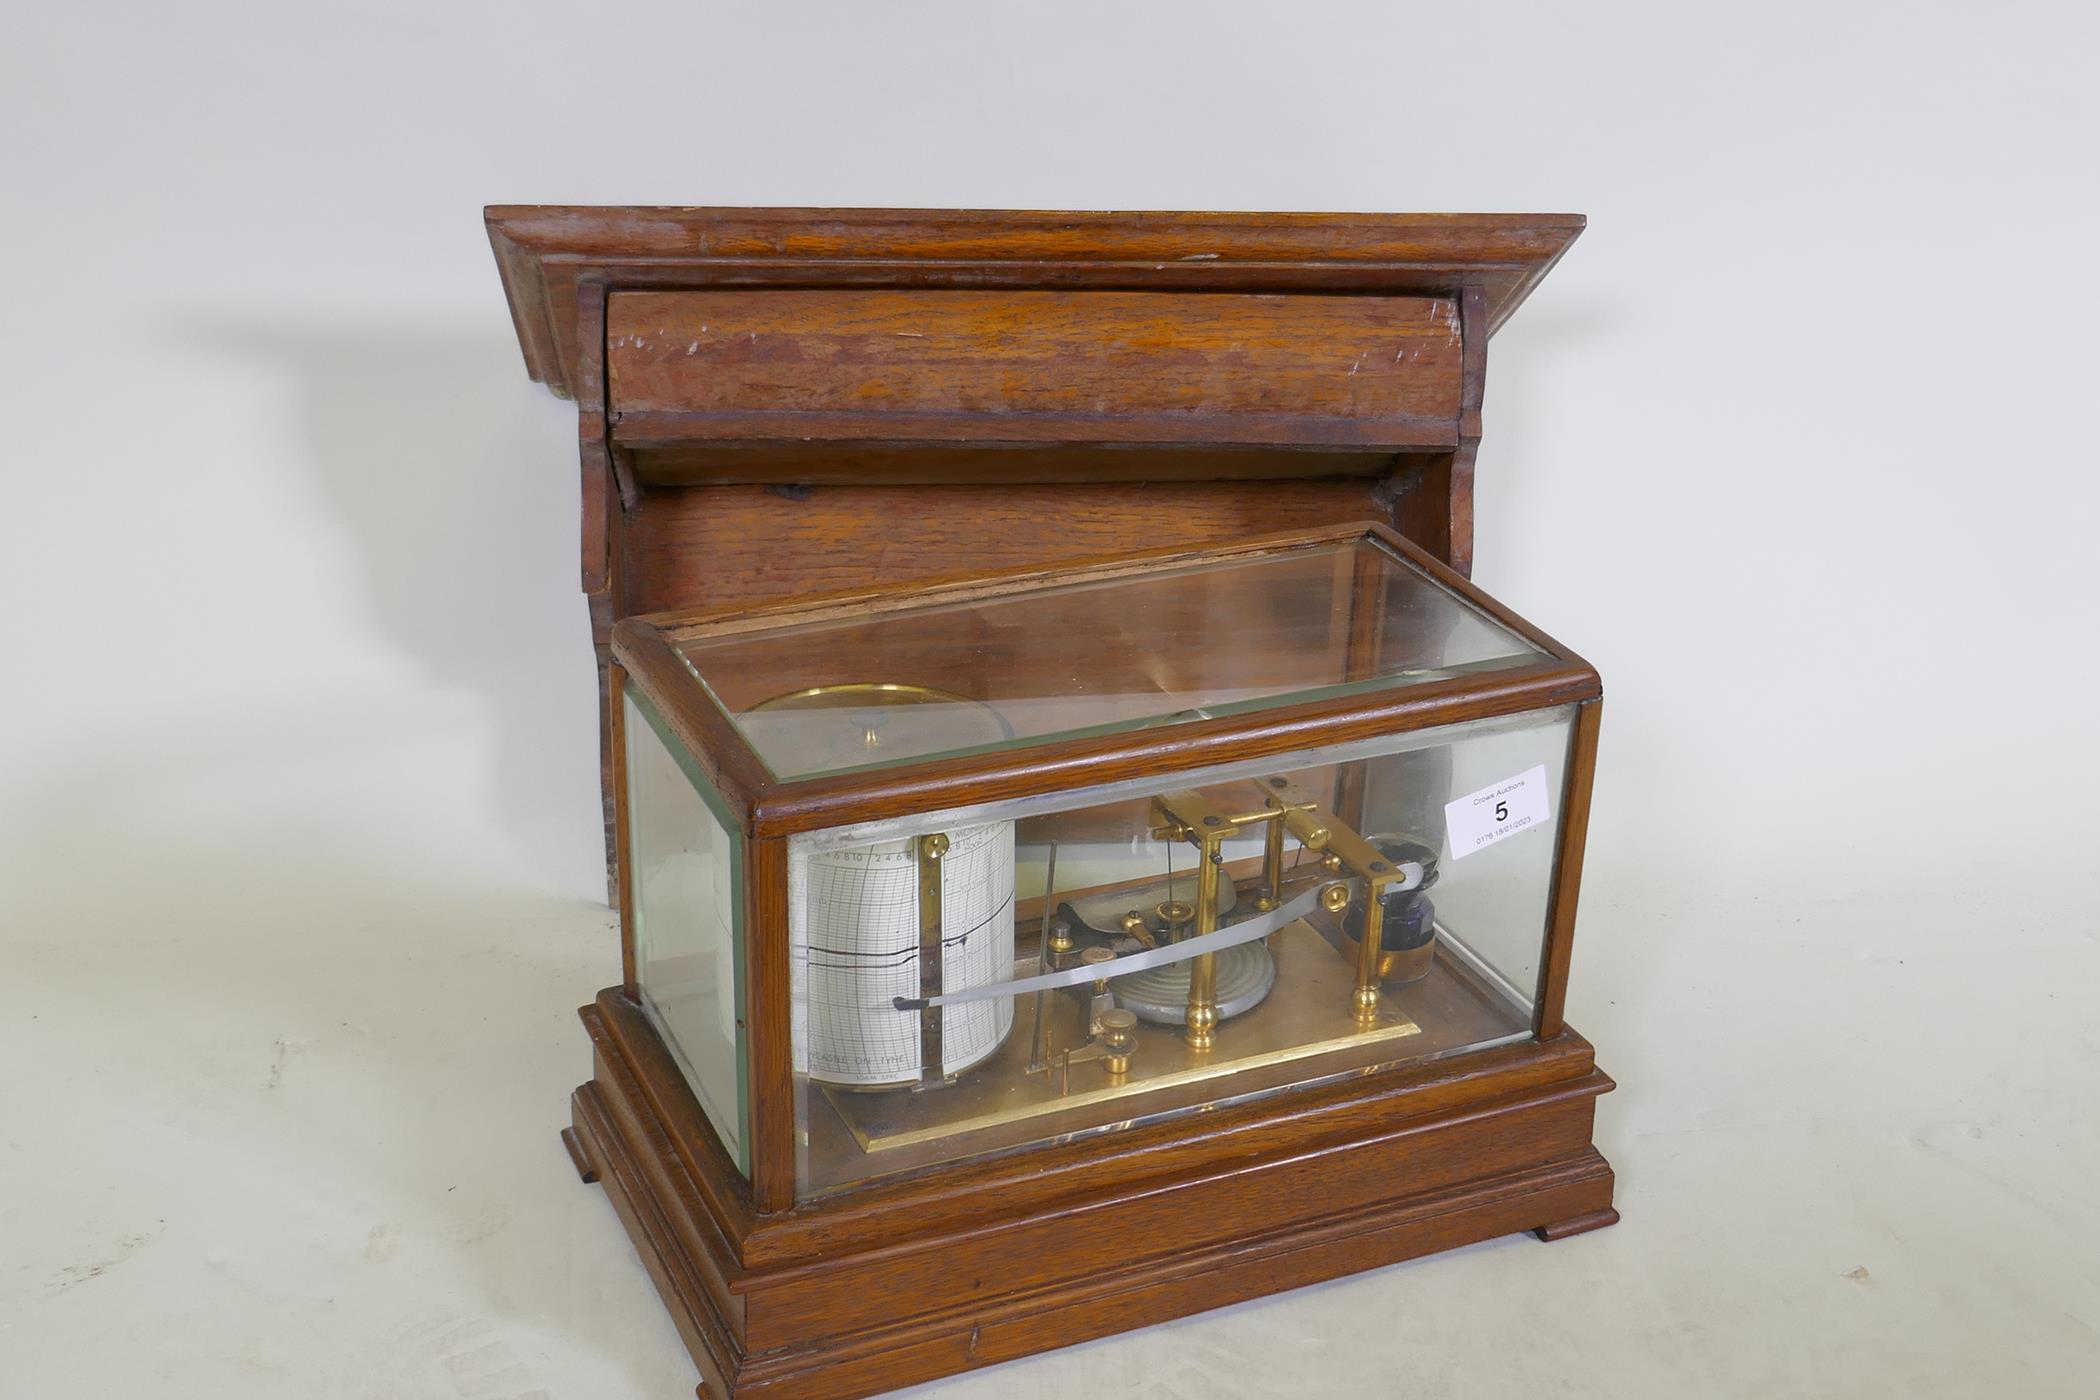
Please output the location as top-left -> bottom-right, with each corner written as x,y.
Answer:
1320,882 -> 1352,914
923,833 -> 949,859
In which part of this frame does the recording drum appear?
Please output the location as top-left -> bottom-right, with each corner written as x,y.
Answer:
741,684 -> 1020,1089
789,819 -> 1016,1087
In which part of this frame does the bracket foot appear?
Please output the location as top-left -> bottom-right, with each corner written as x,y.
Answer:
561,1126 -> 600,1184
1534,1206 -> 1619,1241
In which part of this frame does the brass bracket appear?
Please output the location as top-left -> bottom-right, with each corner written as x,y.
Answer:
1149,791 -> 1250,1052
1149,778 -> 1409,1029
1264,776 -> 1398,1018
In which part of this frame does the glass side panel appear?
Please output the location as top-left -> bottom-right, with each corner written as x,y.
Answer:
679,536 -> 1542,779
625,689 -> 750,1175
789,705 -> 1577,1198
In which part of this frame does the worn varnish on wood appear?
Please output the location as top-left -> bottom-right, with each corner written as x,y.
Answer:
490,207 -> 1585,402
606,288 -> 1465,480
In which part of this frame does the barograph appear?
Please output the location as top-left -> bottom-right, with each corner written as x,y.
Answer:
488,206 -> 1616,1399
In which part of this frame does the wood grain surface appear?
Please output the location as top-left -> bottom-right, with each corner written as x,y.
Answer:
571,987 -> 1616,1399
489,207 -> 1585,399
606,288 -> 1463,463
493,208 -> 1588,893
621,479 -> 1398,614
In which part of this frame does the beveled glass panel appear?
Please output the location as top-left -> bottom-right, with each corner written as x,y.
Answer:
677,537 -> 1541,779
625,689 -> 750,1174
789,705 -> 1576,1197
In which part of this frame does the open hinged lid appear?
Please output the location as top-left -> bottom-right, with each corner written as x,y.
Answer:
613,521 -> 1598,838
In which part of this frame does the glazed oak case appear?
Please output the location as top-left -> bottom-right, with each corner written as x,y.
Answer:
488,206 -> 1618,1400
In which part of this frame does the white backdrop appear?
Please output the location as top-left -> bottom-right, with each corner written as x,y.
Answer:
4,3 -> 2096,1397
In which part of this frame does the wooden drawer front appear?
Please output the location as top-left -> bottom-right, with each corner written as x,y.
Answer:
606,289 -> 1463,457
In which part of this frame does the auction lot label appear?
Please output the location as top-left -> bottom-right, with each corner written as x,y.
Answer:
1445,765 -> 1550,860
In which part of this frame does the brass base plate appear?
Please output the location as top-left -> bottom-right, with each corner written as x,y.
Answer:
823,920 -> 1421,1155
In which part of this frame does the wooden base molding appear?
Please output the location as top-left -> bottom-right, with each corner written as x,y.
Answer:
565,990 -> 1617,1400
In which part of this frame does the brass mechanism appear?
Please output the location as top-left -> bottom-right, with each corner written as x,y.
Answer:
1117,911 -> 1157,948
1011,774 -> 1421,1098
1048,1002 -> 1144,1090
1271,779 -> 1404,1022
1149,790 -> 1245,1052
1099,1009 -> 1138,1076
1147,777 -> 1413,1037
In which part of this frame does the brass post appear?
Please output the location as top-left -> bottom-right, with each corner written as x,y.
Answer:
1257,807 -> 1285,912
914,832 -> 950,1084
1152,791 -> 1238,1052
1355,874 -> 1388,1020
1187,839 -> 1222,1052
